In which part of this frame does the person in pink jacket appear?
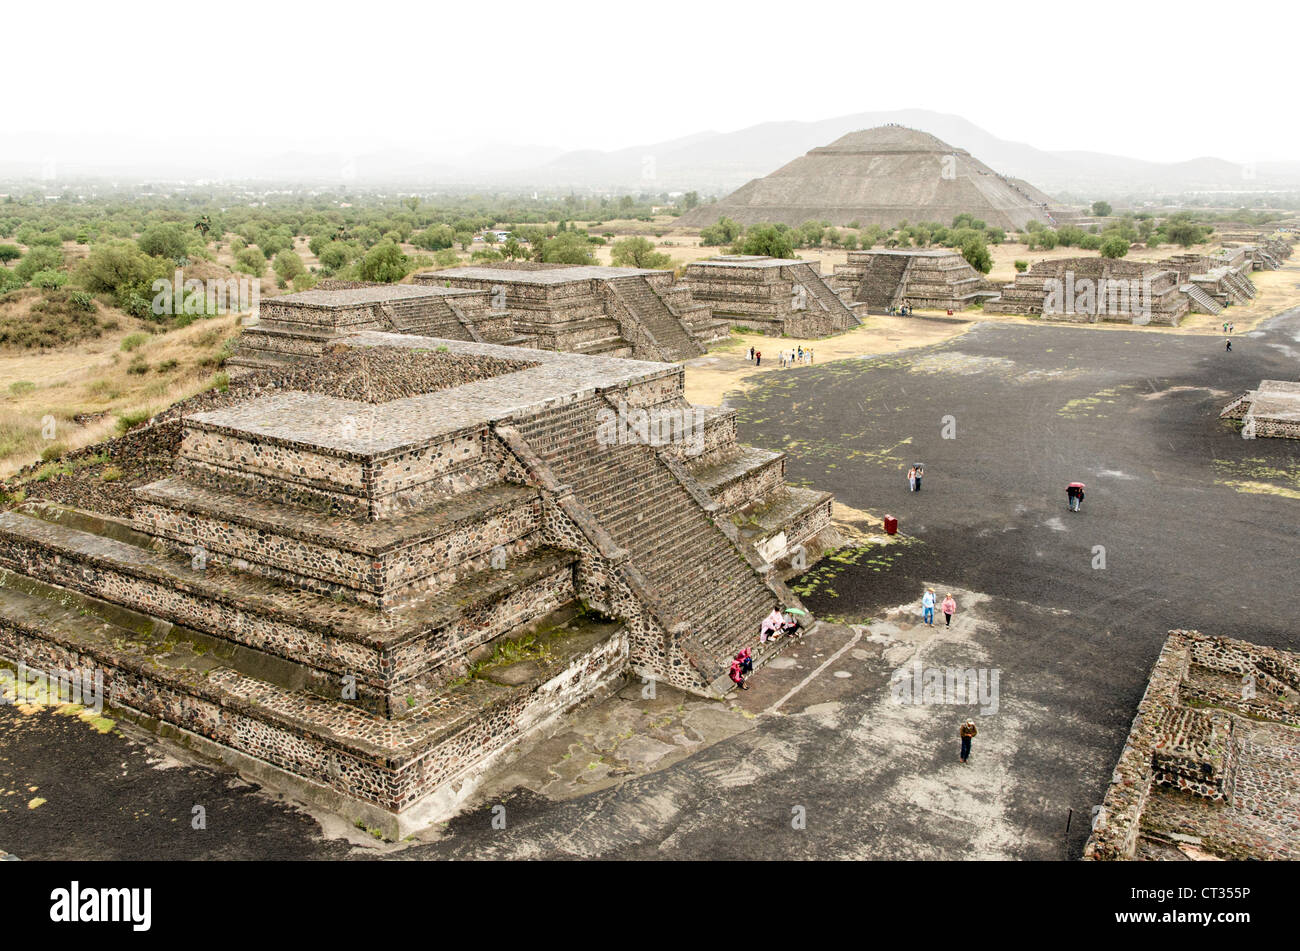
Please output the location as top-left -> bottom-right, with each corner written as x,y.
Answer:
941,594 -> 956,627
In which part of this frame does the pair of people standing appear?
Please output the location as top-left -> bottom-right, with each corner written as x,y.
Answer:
907,465 -> 924,492
920,589 -> 956,627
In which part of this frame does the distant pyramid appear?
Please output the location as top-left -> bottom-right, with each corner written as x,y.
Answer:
679,125 -> 1071,231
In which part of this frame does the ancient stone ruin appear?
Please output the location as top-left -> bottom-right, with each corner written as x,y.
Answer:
829,249 -> 999,313
1221,379 -> 1300,439
227,282 -> 518,374
678,125 -> 1077,231
1085,631 -> 1299,861
0,335 -> 834,836
985,258 -> 1189,325
679,255 -> 860,336
416,262 -> 727,362
229,264 -> 727,373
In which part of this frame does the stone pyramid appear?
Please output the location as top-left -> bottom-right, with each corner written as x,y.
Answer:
680,125 -> 1067,231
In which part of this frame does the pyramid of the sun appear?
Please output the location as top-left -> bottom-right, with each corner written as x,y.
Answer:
679,125 -> 1069,231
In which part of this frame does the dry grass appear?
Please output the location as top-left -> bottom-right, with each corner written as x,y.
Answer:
0,314 -> 241,478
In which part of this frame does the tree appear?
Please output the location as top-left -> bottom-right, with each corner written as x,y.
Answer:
273,250 -> 306,286
0,244 -> 21,265
699,217 -> 741,247
610,237 -> 672,269
138,223 -> 189,261
358,241 -> 410,283
682,191 -> 700,210
959,235 -> 992,274
77,241 -> 156,294
539,232 -> 596,265
317,241 -> 355,275
234,246 -> 267,277
1100,237 -> 1130,259
15,246 -> 65,283
734,224 -> 794,259
1091,200 -> 1112,217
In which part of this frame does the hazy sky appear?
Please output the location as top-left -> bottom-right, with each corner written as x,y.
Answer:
7,0 -> 1297,166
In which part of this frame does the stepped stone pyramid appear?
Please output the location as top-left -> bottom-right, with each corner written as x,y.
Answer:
416,263 -> 729,362
680,256 -> 860,336
0,335 -> 833,835
985,258 -> 1189,325
228,282 -> 517,374
229,264 -> 729,375
679,125 -> 1073,230
829,249 -> 999,313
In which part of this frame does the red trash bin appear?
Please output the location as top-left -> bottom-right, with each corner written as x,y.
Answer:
883,515 -> 898,535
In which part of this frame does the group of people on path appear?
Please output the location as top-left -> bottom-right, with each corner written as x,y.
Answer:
907,464 -> 924,492
747,345 -> 813,368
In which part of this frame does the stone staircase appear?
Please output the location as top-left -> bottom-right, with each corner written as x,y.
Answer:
1225,270 -> 1256,301
383,299 -> 474,341
788,262 -> 860,328
854,253 -> 911,311
510,396 -> 781,681
608,276 -> 705,361
1181,283 -> 1223,315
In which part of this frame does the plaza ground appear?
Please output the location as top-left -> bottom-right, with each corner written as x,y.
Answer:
3,303 -> 1299,859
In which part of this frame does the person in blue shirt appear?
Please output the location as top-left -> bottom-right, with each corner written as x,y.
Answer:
921,589 -> 936,626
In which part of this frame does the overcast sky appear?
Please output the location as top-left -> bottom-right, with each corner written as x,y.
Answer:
6,0 -> 1296,168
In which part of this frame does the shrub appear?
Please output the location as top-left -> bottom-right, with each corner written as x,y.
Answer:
1100,236 -> 1130,259
120,332 -> 149,352
15,246 -> 64,283
30,269 -> 67,289
1014,259 -> 1029,272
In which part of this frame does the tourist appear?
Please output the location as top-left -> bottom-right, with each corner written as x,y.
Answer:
779,609 -> 802,638
942,593 -> 956,627
959,718 -> 977,764
914,464 -> 923,492
748,346 -> 754,361
907,466 -> 917,492
729,656 -> 750,690
737,647 -> 754,677
808,347 -> 813,364
760,606 -> 784,642
922,589 -> 936,626
1226,338 -> 1232,352
1067,483 -> 1084,512
1229,322 -> 1235,333
755,350 -> 762,366
779,351 -> 785,368
797,345 -> 803,362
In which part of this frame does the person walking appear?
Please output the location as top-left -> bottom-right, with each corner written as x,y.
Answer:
755,350 -> 761,366
907,466 -> 917,492
922,589 -> 936,626
1226,338 -> 1232,352
1067,483 -> 1085,512
914,464 -> 923,493
959,719 -> 977,763
941,593 -> 956,627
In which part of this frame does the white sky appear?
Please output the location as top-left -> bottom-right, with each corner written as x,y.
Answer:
6,0 -> 1298,165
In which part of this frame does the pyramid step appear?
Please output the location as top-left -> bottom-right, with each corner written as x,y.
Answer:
0,509 -> 582,715
133,477 -> 544,607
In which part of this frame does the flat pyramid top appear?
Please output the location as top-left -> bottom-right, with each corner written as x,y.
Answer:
817,126 -> 962,154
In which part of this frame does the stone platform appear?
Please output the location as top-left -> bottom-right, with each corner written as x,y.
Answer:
1220,379 -> 1300,439
829,249 -> 998,313
679,256 -> 860,337
0,334 -> 837,835
1084,631 -> 1300,861
417,263 -> 726,362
